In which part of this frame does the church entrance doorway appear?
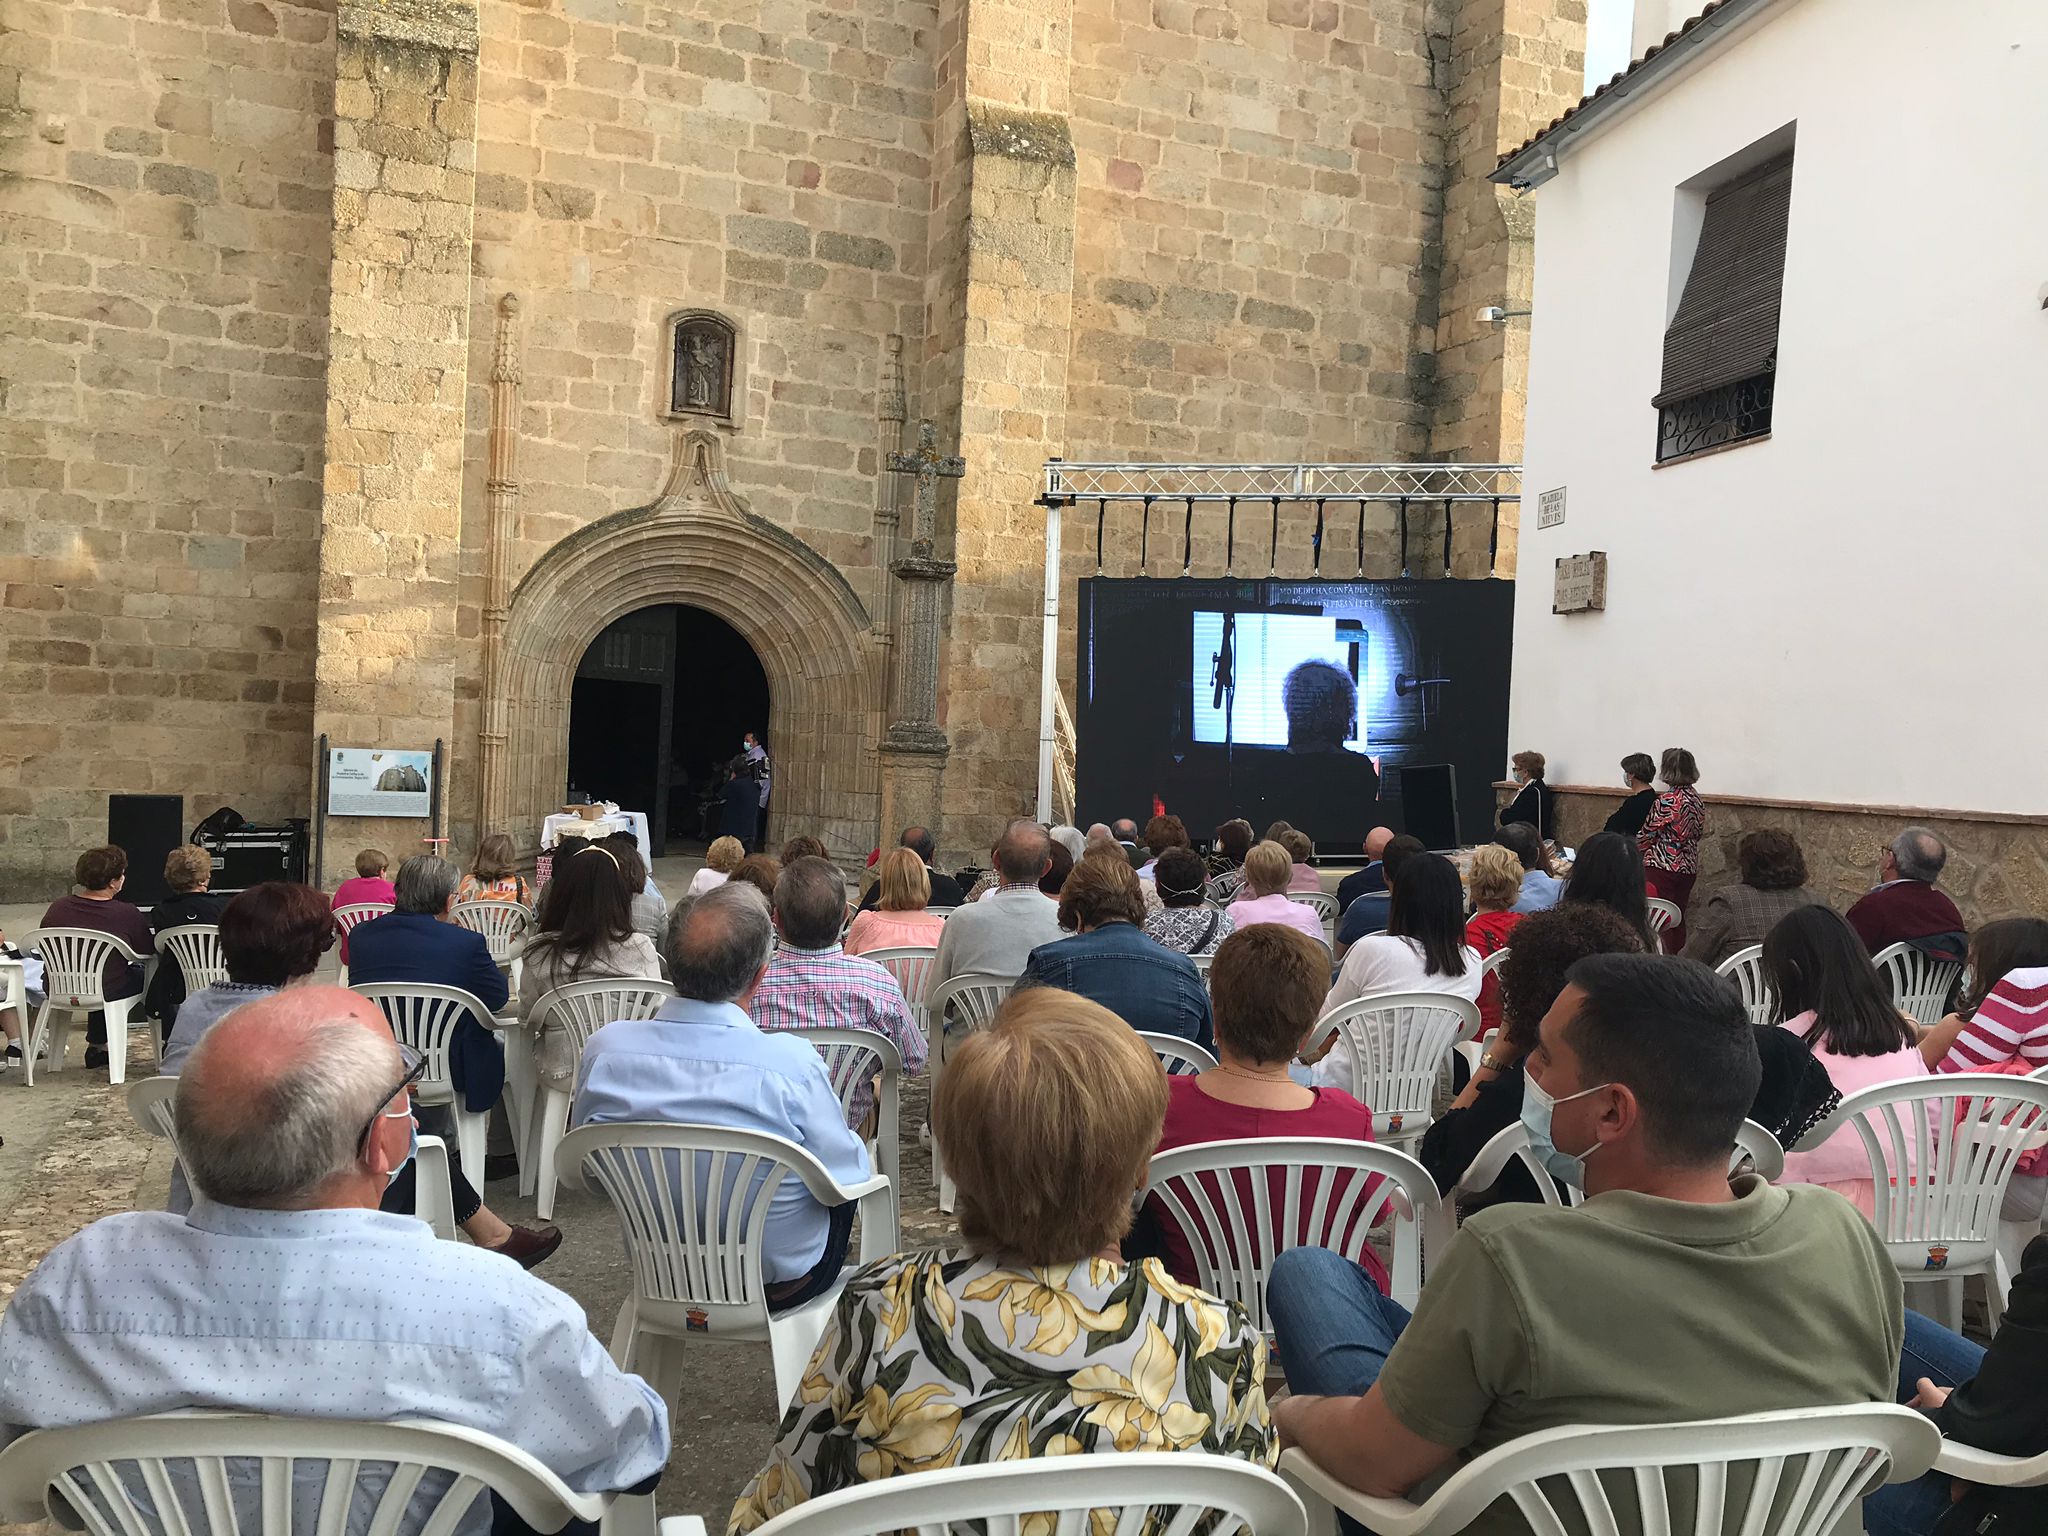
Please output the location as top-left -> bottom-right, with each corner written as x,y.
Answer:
566,604 -> 770,854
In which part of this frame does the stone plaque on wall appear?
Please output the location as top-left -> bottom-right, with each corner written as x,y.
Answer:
1552,551 -> 1607,614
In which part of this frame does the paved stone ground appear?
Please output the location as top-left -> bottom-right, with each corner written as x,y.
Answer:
0,860 -> 953,1533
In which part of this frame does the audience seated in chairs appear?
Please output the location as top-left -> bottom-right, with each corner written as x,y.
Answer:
1278,827 -> 1322,893
1561,830 -> 1657,951
1144,846 -> 1236,956
1679,828 -> 1819,967
727,852 -> 782,904
347,856 -> 560,1267
726,986 -> 1274,1532
457,832 -> 531,908
1418,902 -> 1644,1211
574,882 -> 870,1304
844,847 -> 947,954
689,835 -> 746,898
751,855 -> 928,1127
1846,826 -> 1968,963
1269,955 -> 1903,1524
1018,851 -> 1214,1052
38,844 -> 154,1072
1205,817 -> 1256,903
1333,825 -> 1396,916
1135,812 -> 1191,883
1462,842 -> 1526,1039
1038,834 -> 1074,897
144,844 -> 230,1038
331,846 -> 395,966
1136,922 -> 1382,1289
779,835 -> 829,866
1227,841 -> 1325,942
0,985 -> 667,1526
1334,834 -> 1424,953
930,820 -> 1065,1067
519,842 -> 663,1089
1764,905 -> 1932,1216
1495,822 -> 1561,915
596,831 -> 667,945
856,826 -> 965,911
1865,1233 -> 2048,1536
1322,852 -> 1480,1030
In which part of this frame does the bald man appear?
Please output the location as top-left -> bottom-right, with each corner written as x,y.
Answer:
1335,824 -> 1398,915
0,988 -> 668,1529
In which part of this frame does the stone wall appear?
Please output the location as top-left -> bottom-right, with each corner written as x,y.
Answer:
1533,785 -> 2048,931
0,0 -> 333,897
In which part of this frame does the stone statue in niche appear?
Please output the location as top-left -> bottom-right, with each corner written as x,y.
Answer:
671,315 -> 735,419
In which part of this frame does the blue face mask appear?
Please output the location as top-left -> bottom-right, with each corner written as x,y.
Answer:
1520,1070 -> 1611,1187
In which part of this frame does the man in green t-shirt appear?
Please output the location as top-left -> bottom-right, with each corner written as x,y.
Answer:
1271,953 -> 1903,1534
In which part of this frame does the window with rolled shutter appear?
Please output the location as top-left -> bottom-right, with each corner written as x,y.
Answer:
1655,151 -> 1794,463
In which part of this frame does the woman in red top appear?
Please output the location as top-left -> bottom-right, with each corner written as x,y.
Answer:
1462,843 -> 1525,1039
1637,745 -> 1706,948
1143,921 -> 1388,1295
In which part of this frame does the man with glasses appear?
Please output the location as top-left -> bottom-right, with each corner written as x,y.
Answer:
0,987 -> 669,1533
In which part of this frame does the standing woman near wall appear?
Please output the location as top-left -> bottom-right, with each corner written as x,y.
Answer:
1497,750 -> 1556,840
1638,747 -> 1706,949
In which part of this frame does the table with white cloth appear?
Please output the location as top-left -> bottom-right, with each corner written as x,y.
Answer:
539,809 -> 651,863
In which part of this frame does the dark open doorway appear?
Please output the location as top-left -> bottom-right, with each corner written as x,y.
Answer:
566,605 -> 770,853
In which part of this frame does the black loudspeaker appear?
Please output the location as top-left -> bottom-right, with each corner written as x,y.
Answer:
107,794 -> 184,906
1397,764 -> 1461,852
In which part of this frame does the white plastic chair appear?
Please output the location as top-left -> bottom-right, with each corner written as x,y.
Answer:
1290,890 -> 1339,942
1191,950 -> 1216,993
1305,991 -> 1482,1152
1716,943 -> 1774,1025
414,1133 -> 458,1241
0,1410 -> 608,1536
1732,1117 -> 1787,1181
800,1025 -> 905,1237
331,900 -> 394,986
153,922 -> 228,996
1477,946 -> 1510,980
524,977 -> 676,1219
926,971 -> 1017,1209
1137,1031 -> 1219,1076
19,927 -> 151,1085
1645,897 -> 1681,953
1874,941 -> 1964,1029
659,1453 -> 1307,1536
1279,1404 -> 1938,1536
351,983 -> 501,1185
1145,1137 -> 1447,1319
1795,1074 -> 2048,1332
451,899 -> 533,990
555,1121 -> 895,1414
1934,1439 -> 2048,1497
860,943 -> 939,1035
1456,1118 -> 1784,1211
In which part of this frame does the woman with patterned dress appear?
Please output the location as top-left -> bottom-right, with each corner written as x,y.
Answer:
727,986 -> 1275,1533
1143,847 -> 1236,957
1636,746 -> 1706,949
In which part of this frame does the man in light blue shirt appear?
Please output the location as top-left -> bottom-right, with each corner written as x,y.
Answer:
573,882 -> 870,1306
0,988 -> 668,1533
1498,822 -> 1564,914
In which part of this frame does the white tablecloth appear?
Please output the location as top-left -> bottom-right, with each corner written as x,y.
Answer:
540,810 -> 651,864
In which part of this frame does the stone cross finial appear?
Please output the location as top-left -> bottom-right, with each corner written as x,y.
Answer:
887,420 -> 965,558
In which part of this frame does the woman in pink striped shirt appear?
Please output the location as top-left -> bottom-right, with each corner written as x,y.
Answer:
1920,918 -> 2048,1223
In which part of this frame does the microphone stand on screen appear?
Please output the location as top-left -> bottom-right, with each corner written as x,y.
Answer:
1209,612 -> 1237,767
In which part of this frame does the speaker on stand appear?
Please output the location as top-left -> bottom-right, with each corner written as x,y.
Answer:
106,794 -> 185,908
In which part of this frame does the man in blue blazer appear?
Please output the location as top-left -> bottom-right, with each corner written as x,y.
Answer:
346,855 -> 509,1117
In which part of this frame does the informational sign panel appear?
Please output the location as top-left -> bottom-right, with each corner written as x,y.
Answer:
327,748 -> 434,818
1536,486 -> 1566,529
1552,551 -> 1609,614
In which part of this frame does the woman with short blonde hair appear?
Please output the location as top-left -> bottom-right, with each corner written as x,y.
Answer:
728,987 -> 1274,1531
1227,840 -> 1325,941
1464,842 -> 1526,1038
844,846 -> 943,954
687,835 -> 746,897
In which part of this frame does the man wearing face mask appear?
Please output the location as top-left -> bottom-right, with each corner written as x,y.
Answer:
1267,954 -> 1902,1533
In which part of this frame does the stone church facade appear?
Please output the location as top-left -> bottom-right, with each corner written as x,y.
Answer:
0,0 -> 1584,895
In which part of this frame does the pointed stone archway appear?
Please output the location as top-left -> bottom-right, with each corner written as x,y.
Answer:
485,430 -> 883,861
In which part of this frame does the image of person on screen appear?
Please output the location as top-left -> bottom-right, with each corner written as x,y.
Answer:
1279,659 -> 1382,820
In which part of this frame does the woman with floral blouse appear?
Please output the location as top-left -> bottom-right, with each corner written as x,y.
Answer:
1637,746 -> 1707,950
727,987 -> 1274,1532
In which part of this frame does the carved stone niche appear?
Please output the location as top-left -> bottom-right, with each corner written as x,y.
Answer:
664,310 -> 742,428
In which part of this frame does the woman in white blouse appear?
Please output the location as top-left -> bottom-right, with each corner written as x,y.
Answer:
1323,851 -> 1482,1011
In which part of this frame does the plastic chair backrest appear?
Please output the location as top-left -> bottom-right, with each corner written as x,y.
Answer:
736,1451 -> 1306,1536
1803,1075 -> 2048,1256
1145,1137 -> 1445,1320
1873,942 -> 1964,1029
860,944 -> 940,1022
20,928 -> 141,1009
1732,1117 -> 1786,1181
527,976 -> 676,1057
126,1076 -> 179,1141
331,902 -> 394,935
1190,952 -> 1216,993
1645,898 -> 1681,951
351,983 -> 497,1104
1454,1121 -> 1581,1209
153,924 -> 227,992
926,972 -> 1013,1034
1478,947 -> 1511,979
450,900 -> 533,963
1716,944 -> 1773,1024
1305,991 -> 1481,1137
1278,1404 -> 1937,1536
1136,1031 -> 1218,1076
799,1026 -> 905,1122
1289,891 -> 1338,920
0,1410 -> 606,1536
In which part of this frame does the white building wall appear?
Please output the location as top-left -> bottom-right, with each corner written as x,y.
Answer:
1511,0 -> 2048,816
